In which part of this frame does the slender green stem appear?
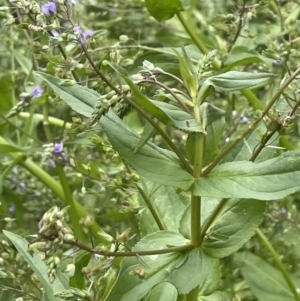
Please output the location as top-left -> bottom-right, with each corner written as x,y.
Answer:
190,195 -> 201,247
256,228 -> 300,301
190,107 -> 204,247
19,112 -> 71,129
203,65 -> 300,176
136,184 -> 165,231
55,164 -> 83,241
199,199 -> 228,244
59,237 -> 194,257
139,79 -> 192,114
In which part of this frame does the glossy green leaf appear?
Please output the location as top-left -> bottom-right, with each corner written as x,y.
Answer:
146,283 -> 177,301
100,109 -> 194,190
202,199 -> 266,258
35,71 -> 99,117
105,231 -> 188,301
145,0 -> 189,22
194,151 -> 300,200
3,230 -> 67,301
237,252 -> 297,301
139,180 -> 188,236
198,71 -> 274,103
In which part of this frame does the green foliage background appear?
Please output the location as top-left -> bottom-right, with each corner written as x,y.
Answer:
1,0 -> 300,301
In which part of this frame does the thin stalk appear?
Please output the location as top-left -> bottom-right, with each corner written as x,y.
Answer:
190,106 -> 204,247
19,112 -> 71,129
136,184 -> 165,231
256,228 -> 300,301
199,199 -> 228,244
139,79 -> 192,114
56,236 -> 194,257
203,65 -> 300,176
55,164 -> 83,241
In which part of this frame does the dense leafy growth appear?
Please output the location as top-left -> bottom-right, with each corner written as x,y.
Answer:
1,1 -> 300,301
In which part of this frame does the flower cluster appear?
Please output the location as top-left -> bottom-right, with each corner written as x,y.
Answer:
73,25 -> 94,44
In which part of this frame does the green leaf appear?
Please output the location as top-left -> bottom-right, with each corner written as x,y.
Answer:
194,151 -> 300,200
13,50 -> 33,76
222,121 -> 276,164
179,198 -> 220,239
100,109 -> 194,190
237,252 -> 297,301
150,99 -> 203,132
198,71 -> 274,103
70,252 -> 91,289
103,60 -> 129,76
124,77 -> 203,132
134,121 -> 156,153
202,199 -> 266,258
35,71 -> 99,117
139,181 -> 188,236
223,46 -> 269,70
3,230 -> 67,301
145,0 -> 190,22
167,249 -> 220,295
146,283 -> 177,301
199,103 -> 225,166
173,47 -> 197,98
105,231 -> 188,301
201,291 -> 231,301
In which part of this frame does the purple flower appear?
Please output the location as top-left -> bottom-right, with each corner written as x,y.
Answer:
53,142 -> 64,154
18,183 -> 26,191
42,2 -> 57,16
241,115 -> 249,123
73,26 -> 93,44
51,29 -> 59,37
31,85 -> 43,98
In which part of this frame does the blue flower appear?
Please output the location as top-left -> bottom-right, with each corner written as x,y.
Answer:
53,142 -> 64,153
42,2 -> 57,16
73,26 -> 94,44
31,85 -> 43,98
241,115 -> 249,123
18,183 -> 26,191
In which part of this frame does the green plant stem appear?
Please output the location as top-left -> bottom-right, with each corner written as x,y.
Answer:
203,65 -> 300,176
136,184 -> 165,231
59,237 -> 194,257
55,164 -> 83,241
199,198 -> 228,244
0,136 -> 110,245
19,112 -> 71,129
256,228 -> 300,301
139,79 -> 192,114
190,108 -> 204,247
79,42 -> 193,174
